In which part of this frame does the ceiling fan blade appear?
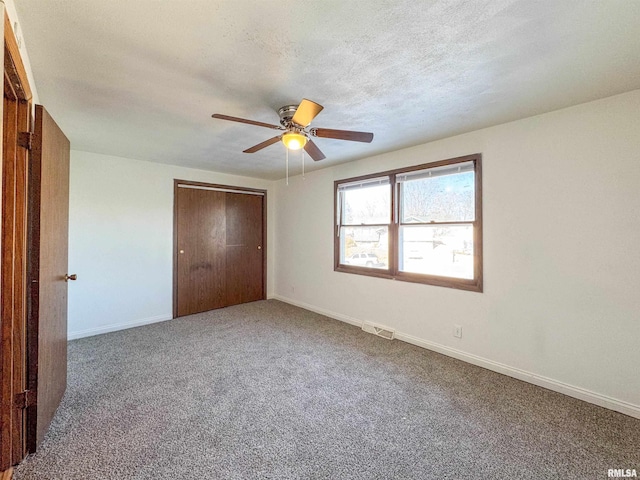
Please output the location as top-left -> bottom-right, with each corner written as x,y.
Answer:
304,139 -> 326,161
212,114 -> 283,130
291,99 -> 324,127
243,136 -> 282,153
312,128 -> 374,143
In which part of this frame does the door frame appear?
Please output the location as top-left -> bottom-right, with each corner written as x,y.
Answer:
1,10 -> 33,472
172,179 -> 267,318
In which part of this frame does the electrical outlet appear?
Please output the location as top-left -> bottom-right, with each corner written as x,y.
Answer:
454,325 -> 462,338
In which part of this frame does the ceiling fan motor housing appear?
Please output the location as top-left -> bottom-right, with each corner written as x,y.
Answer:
278,105 -> 300,127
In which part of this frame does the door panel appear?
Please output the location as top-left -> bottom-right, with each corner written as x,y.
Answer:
175,188 -> 227,317
1,68 -> 19,470
174,183 -> 265,317
11,98 -> 29,466
26,105 -> 70,451
225,193 -> 263,306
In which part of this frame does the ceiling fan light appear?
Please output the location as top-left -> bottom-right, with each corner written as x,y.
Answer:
282,132 -> 307,150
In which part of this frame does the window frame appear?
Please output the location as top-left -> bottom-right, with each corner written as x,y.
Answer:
334,153 -> 482,292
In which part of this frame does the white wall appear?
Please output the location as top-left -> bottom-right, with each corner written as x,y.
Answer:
68,151 -> 275,339
273,90 -> 640,417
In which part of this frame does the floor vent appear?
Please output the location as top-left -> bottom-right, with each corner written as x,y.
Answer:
362,322 -> 395,340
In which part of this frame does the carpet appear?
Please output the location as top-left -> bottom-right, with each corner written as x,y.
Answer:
14,300 -> 640,479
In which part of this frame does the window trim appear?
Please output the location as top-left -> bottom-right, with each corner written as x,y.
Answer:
334,153 -> 482,292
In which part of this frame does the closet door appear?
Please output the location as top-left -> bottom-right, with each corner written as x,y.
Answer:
225,192 -> 264,307
174,182 -> 265,317
175,187 -> 227,316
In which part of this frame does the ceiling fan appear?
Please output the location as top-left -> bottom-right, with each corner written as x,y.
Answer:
212,99 -> 374,162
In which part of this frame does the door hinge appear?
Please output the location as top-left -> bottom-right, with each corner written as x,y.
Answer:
14,390 -> 37,409
18,131 -> 33,150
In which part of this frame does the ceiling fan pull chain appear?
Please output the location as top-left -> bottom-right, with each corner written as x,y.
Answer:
302,149 -> 305,179
286,147 -> 289,186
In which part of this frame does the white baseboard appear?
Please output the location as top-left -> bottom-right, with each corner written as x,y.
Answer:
272,295 -> 640,419
272,295 -> 362,327
68,313 -> 173,340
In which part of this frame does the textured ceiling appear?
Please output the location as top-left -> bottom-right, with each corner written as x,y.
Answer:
14,0 -> 640,180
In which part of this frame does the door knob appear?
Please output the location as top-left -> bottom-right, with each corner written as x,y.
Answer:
65,274 -> 77,282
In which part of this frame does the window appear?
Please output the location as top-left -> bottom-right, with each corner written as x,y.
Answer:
337,176 -> 391,270
334,154 -> 482,292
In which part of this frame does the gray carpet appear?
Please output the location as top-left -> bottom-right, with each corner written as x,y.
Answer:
14,300 -> 639,479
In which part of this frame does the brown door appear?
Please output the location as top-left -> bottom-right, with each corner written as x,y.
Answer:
174,182 -> 265,317
25,105 -> 71,451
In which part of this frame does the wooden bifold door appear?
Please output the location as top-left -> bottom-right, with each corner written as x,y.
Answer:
173,181 -> 266,317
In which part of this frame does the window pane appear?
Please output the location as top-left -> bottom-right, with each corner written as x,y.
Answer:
342,183 -> 390,225
399,225 -> 473,279
340,226 -> 389,269
401,170 -> 474,223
